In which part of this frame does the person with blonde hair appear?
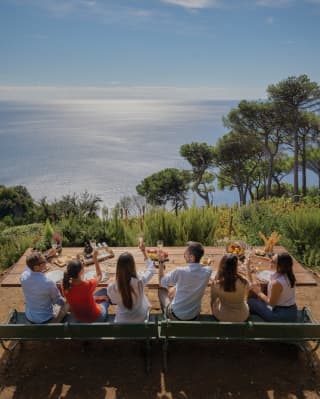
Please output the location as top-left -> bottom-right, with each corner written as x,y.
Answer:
107,243 -> 156,323
211,254 -> 249,322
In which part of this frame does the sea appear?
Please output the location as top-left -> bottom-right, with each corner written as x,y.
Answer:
0,94 -> 247,208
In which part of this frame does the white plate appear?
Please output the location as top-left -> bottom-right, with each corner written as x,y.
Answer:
256,270 -> 274,281
46,270 -> 64,283
84,270 -> 107,282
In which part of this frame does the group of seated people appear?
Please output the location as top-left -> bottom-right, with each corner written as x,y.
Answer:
20,241 -> 297,325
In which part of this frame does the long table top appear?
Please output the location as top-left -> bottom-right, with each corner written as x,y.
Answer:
0,246 -> 316,288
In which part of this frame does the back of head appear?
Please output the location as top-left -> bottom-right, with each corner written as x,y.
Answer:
277,252 -> 296,287
26,251 -> 42,271
63,260 -> 83,291
218,254 -> 239,292
187,241 -> 204,263
116,252 -> 137,310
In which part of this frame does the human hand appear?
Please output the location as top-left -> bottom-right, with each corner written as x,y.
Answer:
251,283 -> 262,295
139,242 -> 146,252
92,249 -> 99,260
168,287 -> 176,300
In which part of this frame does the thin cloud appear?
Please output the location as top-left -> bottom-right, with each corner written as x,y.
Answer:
256,0 -> 295,7
160,0 -> 220,9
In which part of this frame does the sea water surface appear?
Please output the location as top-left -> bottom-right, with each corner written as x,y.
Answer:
0,97 -> 239,207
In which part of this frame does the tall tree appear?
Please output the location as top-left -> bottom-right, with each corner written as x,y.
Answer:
267,75 -> 320,201
214,131 -> 264,205
306,146 -> 320,191
180,142 -> 215,206
224,100 -> 285,199
136,168 -> 191,215
296,112 -> 320,195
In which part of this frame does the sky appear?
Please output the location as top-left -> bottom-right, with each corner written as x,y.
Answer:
1,0 -> 320,100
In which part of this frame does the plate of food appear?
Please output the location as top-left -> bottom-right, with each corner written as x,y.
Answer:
84,270 -> 107,282
200,255 -> 213,266
46,270 -> 64,283
146,248 -> 169,262
54,255 -> 74,267
226,241 -> 246,256
256,270 -> 274,282
54,257 -> 66,267
255,249 -> 266,257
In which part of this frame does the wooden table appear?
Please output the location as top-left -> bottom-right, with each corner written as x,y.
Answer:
0,246 -> 316,288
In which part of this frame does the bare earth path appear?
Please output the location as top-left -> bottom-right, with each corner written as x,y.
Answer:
1,273 -> 320,398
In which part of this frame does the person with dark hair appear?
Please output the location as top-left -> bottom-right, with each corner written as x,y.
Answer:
210,254 -> 249,322
158,241 -> 212,321
248,252 -> 297,322
20,251 -> 66,323
107,242 -> 156,322
62,249 -> 109,322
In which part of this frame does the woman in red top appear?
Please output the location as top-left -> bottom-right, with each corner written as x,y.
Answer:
62,250 -> 109,322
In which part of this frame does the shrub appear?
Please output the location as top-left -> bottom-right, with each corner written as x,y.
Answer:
281,208 -> 320,267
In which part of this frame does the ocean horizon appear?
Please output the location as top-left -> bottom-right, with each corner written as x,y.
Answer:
0,92 -> 242,208
0,94 -> 248,208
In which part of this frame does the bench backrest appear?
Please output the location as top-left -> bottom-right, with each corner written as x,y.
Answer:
158,309 -> 320,342
0,311 -> 158,341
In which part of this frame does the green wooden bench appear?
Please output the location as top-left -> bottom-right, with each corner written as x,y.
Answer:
0,310 -> 159,373
158,308 -> 320,371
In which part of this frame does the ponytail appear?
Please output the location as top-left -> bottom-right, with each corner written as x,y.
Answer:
62,260 -> 83,291
62,272 -> 71,291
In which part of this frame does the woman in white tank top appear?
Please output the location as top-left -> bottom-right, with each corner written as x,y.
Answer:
248,252 -> 297,322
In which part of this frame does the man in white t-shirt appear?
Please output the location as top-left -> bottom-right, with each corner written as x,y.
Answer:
158,241 -> 212,321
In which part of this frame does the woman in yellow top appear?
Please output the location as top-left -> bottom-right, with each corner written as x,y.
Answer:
211,254 -> 249,322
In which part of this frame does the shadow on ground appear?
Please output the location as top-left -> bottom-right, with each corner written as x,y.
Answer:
0,340 -> 320,399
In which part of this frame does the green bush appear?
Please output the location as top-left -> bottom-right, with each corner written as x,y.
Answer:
2,198 -> 320,270
236,201 -> 284,245
0,224 -> 43,270
281,208 -> 320,267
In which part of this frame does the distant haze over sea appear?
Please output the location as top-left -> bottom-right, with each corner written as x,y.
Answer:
0,89 -> 245,207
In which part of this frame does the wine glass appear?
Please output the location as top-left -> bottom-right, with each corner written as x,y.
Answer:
138,235 -> 144,245
51,240 -> 58,250
157,240 -> 164,261
89,239 -> 96,250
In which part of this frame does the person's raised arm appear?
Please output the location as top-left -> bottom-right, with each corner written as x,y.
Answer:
139,241 -> 156,285
139,241 -> 147,260
93,249 -> 102,283
158,247 -> 167,286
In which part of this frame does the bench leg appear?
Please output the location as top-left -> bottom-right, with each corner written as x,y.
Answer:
0,339 -> 20,352
145,338 -> 151,374
162,339 -> 168,373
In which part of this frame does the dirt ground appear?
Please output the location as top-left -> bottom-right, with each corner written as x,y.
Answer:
1,270 -> 320,399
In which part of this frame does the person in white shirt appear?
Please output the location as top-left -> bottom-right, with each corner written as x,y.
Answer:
107,243 -> 156,323
158,241 -> 212,321
248,252 -> 297,322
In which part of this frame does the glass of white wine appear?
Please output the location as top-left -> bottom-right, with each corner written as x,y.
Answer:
89,239 -> 97,250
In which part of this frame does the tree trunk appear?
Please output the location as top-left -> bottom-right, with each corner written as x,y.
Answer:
293,129 -> 299,201
301,135 -> 307,196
